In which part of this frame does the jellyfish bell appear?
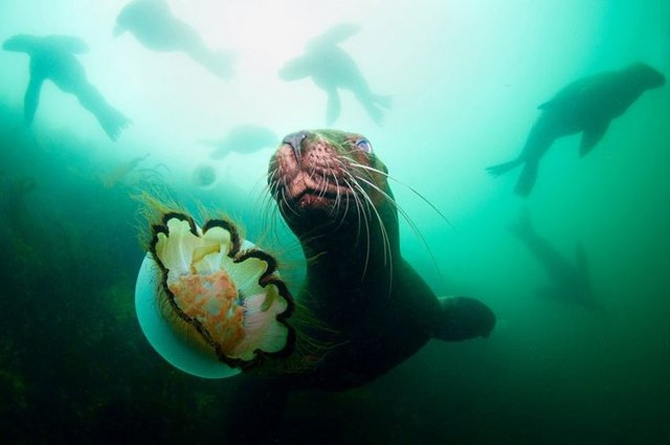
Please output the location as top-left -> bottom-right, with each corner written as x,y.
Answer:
135,255 -> 239,378
192,163 -> 218,190
135,212 -> 295,379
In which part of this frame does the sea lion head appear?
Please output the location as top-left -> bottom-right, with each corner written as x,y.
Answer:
278,57 -> 311,81
625,62 -> 666,90
2,34 -> 38,53
268,130 -> 394,238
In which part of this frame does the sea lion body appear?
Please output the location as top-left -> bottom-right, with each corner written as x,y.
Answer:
202,124 -> 278,159
2,34 -> 131,141
115,0 -> 193,52
487,63 -> 665,196
279,24 -> 391,125
222,129 -> 495,441
509,214 -> 603,312
115,0 -> 234,79
265,130 -> 494,389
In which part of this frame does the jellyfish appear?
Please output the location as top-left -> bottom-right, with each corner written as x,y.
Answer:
191,163 -> 217,190
135,211 -> 295,378
102,153 -> 150,188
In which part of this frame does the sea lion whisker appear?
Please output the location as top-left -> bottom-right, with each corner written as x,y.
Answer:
347,171 -> 404,264
352,171 -> 446,288
266,168 -> 278,189
328,166 -> 346,219
344,171 -> 392,271
348,177 -> 393,288
339,176 -> 363,239
280,188 -> 300,217
348,161 -> 454,230
317,168 -> 329,200
259,182 -> 278,226
328,168 -> 340,217
350,171 -> 412,248
340,175 -> 375,277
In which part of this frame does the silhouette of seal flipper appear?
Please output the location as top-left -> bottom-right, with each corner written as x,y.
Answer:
306,23 -> 362,50
3,34 -> 89,54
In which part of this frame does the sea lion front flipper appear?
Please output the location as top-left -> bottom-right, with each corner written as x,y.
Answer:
486,158 -> 522,177
579,120 -> 610,157
23,77 -> 44,124
309,23 -> 361,50
432,296 -> 496,341
325,90 -> 342,125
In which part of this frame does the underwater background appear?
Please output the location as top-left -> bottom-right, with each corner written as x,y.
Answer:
1,1 -> 669,444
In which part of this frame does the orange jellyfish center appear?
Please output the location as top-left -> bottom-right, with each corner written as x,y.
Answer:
168,270 -> 246,355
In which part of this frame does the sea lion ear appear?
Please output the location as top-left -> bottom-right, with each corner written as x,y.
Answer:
135,213 -> 295,378
579,120 -> 609,157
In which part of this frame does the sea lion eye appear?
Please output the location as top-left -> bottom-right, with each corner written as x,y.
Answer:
355,138 -> 373,153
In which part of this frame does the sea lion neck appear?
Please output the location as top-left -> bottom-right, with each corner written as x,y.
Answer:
269,129 -> 403,318
299,200 -> 401,278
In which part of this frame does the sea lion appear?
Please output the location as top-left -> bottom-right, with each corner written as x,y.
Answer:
509,212 -> 604,312
279,24 -> 392,125
2,34 -> 131,141
487,63 -> 665,196
200,124 -> 278,159
114,0 -> 235,79
221,129 -> 495,441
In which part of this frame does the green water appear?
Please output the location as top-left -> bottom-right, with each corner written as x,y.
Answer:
0,1 -> 669,443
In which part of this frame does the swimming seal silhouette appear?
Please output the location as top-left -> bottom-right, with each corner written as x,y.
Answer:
279,24 -> 392,125
114,0 -> 235,79
487,63 -> 665,196
3,34 -> 131,141
200,124 -> 278,159
509,212 -> 604,312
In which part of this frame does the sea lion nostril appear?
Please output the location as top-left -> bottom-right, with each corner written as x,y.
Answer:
282,130 -> 310,164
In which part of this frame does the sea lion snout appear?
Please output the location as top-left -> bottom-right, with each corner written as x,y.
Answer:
628,62 -> 666,89
269,129 -> 389,224
281,130 -> 310,165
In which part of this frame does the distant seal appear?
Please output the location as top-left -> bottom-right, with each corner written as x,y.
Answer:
199,124 -> 277,159
2,34 -> 131,141
225,129 -> 495,442
279,24 -> 391,125
487,63 -> 665,196
509,212 -> 604,312
114,0 -> 235,79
